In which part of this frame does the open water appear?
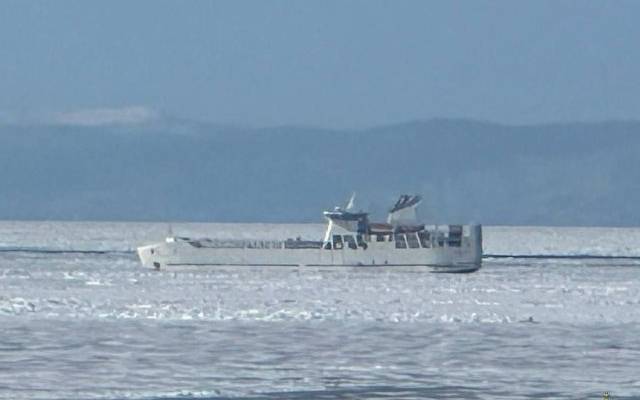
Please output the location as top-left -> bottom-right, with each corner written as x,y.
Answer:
1,222 -> 639,399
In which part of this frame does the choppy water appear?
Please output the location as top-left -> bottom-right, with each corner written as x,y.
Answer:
1,222 -> 639,399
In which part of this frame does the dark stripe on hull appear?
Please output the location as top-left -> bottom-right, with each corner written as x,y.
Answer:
164,262 -> 481,273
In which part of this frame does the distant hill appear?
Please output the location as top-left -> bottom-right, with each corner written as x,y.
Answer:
1,118 -> 639,226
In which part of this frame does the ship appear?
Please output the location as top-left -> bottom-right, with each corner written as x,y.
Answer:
136,194 -> 482,273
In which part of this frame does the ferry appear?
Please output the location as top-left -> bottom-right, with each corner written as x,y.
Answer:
137,195 -> 483,273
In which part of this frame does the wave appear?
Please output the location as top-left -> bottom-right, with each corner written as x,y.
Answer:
485,253 -> 640,261
0,247 -> 133,256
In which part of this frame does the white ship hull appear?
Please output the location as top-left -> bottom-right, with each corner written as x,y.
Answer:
137,225 -> 482,273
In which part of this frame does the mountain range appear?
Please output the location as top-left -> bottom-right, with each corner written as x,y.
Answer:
1,117 -> 638,226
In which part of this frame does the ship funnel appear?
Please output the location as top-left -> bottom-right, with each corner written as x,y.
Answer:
387,194 -> 422,225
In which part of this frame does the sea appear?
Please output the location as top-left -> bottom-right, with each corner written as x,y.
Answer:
1,222 -> 639,400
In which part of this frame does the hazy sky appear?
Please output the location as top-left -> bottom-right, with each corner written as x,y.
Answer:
1,1 -> 639,128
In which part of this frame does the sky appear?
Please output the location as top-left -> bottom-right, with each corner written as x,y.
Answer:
1,0 -> 639,128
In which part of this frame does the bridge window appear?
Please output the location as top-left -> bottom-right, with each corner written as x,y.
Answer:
407,233 -> 420,248
332,235 -> 343,250
394,234 -> 407,249
344,235 -> 357,250
448,225 -> 462,247
418,231 -> 431,248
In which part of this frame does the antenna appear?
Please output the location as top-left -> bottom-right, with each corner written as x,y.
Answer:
345,192 -> 356,211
